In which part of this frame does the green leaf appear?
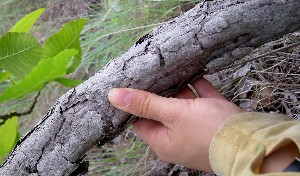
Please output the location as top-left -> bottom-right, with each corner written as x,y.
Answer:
14,132 -> 22,144
0,49 -> 78,102
0,116 -> 19,164
0,32 -> 42,80
9,8 -> 45,33
0,72 -> 10,83
54,77 -> 83,87
43,19 -> 87,73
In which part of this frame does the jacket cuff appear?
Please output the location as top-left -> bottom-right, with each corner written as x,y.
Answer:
209,112 -> 299,175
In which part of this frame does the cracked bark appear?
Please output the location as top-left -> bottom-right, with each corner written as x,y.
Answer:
1,0 -> 300,175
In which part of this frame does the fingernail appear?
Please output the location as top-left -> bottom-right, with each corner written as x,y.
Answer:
108,88 -> 133,107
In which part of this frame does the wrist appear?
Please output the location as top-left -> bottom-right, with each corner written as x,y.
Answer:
260,143 -> 299,173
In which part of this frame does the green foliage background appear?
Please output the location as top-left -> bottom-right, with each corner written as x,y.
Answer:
0,8 -> 86,164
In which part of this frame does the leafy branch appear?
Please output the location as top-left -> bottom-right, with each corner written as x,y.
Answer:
0,8 -> 87,163
0,91 -> 40,126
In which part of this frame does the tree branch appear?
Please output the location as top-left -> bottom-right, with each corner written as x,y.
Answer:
1,0 -> 300,175
0,91 -> 41,126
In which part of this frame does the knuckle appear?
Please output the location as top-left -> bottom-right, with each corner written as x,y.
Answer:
135,92 -> 152,118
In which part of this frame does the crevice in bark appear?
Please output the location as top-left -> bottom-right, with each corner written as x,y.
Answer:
135,32 -> 153,46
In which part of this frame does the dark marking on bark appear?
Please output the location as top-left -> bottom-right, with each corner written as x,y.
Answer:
70,160 -> 89,176
158,54 -> 165,67
25,165 -> 36,174
135,33 -> 153,46
63,99 -> 88,113
98,114 -> 136,147
122,56 -> 135,71
169,19 -> 176,24
239,33 -> 251,41
155,47 -> 165,67
144,41 -> 151,52
59,106 -> 63,114
272,43 -> 284,50
227,0 -> 246,8
63,88 -> 76,105
193,33 -> 201,46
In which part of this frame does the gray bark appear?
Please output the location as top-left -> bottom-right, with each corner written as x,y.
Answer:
1,0 -> 300,175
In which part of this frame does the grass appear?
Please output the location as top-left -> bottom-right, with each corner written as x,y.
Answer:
80,0 -> 199,73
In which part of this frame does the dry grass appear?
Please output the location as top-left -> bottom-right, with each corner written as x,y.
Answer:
207,31 -> 300,120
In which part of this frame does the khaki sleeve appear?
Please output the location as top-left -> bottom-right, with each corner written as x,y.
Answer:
209,112 -> 300,176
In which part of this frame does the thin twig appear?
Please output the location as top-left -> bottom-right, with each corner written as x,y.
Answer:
0,91 -> 41,126
252,71 -> 300,76
95,22 -> 166,41
210,41 -> 300,74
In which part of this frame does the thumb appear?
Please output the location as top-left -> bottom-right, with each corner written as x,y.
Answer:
108,88 -> 189,126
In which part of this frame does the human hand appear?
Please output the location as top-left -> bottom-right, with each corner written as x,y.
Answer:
108,77 -> 244,172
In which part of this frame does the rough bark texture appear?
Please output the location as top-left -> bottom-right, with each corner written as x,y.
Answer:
1,0 -> 300,175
